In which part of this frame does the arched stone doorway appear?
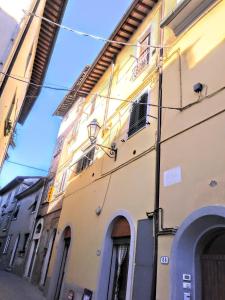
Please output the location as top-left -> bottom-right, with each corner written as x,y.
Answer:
200,230 -> 225,299
97,212 -> 135,300
25,219 -> 43,278
170,206 -> 225,300
54,226 -> 71,300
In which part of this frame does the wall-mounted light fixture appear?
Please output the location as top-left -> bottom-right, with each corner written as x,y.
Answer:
87,119 -> 117,161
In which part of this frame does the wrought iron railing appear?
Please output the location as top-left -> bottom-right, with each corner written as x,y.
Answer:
131,48 -> 150,80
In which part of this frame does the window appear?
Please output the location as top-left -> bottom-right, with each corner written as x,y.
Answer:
128,92 -> 148,137
76,147 -> 95,174
4,192 -> 12,208
29,195 -> 39,213
4,92 -> 16,136
89,95 -> 97,116
20,233 -> 29,253
58,170 -> 68,193
13,205 -> 19,219
3,235 -> 12,254
3,214 -> 11,231
53,137 -> 64,157
36,224 -> 42,234
24,42 -> 34,75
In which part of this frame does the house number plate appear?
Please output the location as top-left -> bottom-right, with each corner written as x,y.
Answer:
160,256 -> 169,265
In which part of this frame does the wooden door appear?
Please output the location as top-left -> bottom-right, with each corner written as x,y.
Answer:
201,254 -> 225,300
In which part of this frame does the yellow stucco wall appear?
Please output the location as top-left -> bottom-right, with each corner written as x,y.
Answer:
48,2 -> 163,298
157,1 -> 225,299
47,1 -> 225,299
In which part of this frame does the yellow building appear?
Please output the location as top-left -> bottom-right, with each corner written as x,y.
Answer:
0,0 -> 67,169
158,0 -> 225,299
46,0 -> 225,299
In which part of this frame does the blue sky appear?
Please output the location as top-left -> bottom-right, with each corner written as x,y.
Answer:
0,0 -> 132,187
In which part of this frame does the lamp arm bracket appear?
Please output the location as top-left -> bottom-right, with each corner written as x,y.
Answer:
96,144 -> 117,161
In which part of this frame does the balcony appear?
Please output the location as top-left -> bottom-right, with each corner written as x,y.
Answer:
131,48 -> 150,81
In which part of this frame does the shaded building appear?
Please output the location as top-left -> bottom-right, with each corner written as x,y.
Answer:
6,177 -> 47,277
0,176 -> 41,269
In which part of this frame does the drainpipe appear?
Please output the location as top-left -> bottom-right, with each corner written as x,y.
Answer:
150,46 -> 163,300
150,6 -> 178,299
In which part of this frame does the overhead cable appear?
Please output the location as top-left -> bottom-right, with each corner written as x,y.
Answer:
23,10 -> 169,49
0,71 -> 71,92
7,160 -> 48,172
0,71 -> 180,110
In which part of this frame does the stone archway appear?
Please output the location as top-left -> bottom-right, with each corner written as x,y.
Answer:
24,218 -> 44,278
170,206 -> 225,300
96,211 -> 135,300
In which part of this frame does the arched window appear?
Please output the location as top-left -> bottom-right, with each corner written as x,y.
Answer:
108,217 -> 131,300
36,223 -> 42,234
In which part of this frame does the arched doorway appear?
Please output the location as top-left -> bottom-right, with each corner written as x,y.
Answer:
40,229 -> 57,286
170,206 -> 225,300
54,226 -> 71,300
107,217 -> 130,300
200,230 -> 225,299
25,219 -> 43,278
97,213 -> 134,300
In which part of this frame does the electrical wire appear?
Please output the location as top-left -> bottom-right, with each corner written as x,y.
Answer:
23,10 -> 169,49
0,71 -> 180,110
7,160 -> 48,172
0,71 -> 71,92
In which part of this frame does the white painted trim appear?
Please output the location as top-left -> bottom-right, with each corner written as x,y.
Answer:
96,210 -> 136,300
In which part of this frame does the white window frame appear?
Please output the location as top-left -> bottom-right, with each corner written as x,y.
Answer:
76,145 -> 96,174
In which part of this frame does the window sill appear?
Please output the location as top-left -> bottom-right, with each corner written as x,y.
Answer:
127,123 -> 150,141
160,0 -> 217,36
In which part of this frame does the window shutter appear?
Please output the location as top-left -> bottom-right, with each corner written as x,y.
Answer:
76,147 -> 95,174
128,93 -> 148,137
132,218 -> 154,300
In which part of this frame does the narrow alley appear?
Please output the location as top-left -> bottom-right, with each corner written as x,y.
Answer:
0,271 -> 45,300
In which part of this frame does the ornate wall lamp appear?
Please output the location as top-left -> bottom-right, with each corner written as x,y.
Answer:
87,119 -> 117,161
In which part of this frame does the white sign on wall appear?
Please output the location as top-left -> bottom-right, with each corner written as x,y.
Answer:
163,166 -> 182,187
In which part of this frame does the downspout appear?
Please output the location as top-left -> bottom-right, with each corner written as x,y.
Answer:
151,46 -> 163,300
151,4 -> 164,299
151,4 -> 178,299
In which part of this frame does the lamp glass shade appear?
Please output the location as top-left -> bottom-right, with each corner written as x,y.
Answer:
87,119 -> 101,143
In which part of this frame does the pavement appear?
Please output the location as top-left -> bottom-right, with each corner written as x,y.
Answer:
0,270 -> 46,300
